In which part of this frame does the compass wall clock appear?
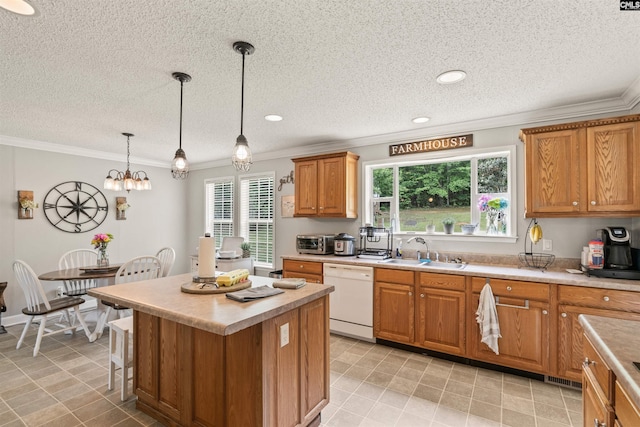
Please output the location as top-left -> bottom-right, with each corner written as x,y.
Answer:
43,181 -> 109,233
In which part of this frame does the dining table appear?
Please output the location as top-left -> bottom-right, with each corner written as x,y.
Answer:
38,264 -> 123,342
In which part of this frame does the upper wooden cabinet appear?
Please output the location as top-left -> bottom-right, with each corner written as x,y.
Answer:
292,151 -> 359,218
520,114 -> 640,217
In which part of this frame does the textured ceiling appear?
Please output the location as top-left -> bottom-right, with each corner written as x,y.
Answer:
1,1 -> 640,168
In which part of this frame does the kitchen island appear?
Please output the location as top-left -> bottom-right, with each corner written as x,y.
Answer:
89,273 -> 333,427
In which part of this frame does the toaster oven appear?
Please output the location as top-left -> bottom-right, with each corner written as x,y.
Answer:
296,234 -> 335,255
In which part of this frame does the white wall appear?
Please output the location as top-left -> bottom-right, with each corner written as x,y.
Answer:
1,145 -> 189,318
187,118 -> 636,271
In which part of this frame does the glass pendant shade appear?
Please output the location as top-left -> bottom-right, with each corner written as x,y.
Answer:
171,148 -> 189,179
231,134 -> 252,171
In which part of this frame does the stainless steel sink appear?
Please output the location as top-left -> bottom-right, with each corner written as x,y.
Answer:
421,261 -> 466,270
377,259 -> 466,269
378,259 -> 424,265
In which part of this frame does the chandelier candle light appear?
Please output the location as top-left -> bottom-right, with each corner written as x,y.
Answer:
231,41 -> 255,171
171,72 -> 191,179
103,133 -> 152,192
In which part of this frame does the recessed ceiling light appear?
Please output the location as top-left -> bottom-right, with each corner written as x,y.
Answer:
264,114 -> 283,122
436,70 -> 467,85
412,117 -> 430,124
0,0 -> 35,15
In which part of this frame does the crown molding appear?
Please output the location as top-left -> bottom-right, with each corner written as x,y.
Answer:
0,134 -> 169,168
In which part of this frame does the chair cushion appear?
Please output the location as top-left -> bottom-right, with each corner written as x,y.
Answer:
22,296 -> 85,316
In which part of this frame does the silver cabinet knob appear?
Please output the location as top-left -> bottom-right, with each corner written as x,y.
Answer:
593,418 -> 606,427
591,201 -> 597,205
572,201 -> 578,206
506,286 -> 512,291
542,310 -> 548,315
408,292 -> 413,296
420,293 -> 425,298
603,296 -> 609,302
561,313 -> 567,318
300,265 -> 304,269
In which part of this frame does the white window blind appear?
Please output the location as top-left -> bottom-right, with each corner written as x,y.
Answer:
240,174 -> 274,266
205,178 -> 234,248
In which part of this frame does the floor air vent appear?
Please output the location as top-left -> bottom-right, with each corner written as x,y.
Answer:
544,375 -> 582,390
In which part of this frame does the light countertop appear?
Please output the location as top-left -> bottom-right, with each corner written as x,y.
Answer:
88,273 -> 334,336
579,315 -> 640,410
282,254 -> 640,291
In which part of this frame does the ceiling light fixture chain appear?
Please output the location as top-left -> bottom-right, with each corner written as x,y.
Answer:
231,41 -> 255,172
171,72 -> 192,179
103,133 -> 152,192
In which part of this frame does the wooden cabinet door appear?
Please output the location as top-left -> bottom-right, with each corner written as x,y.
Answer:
416,287 -> 465,355
587,122 -> 640,212
294,159 -> 318,216
557,305 -> 640,381
374,281 -> 414,343
583,369 -> 614,427
318,156 -> 345,216
469,294 -> 550,374
524,129 -> 582,216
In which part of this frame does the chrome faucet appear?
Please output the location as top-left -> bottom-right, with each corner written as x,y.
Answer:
407,236 -> 430,260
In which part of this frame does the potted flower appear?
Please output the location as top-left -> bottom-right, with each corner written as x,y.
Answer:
240,242 -> 251,258
19,198 -> 38,218
425,220 -> 435,234
442,217 -> 456,234
116,201 -> 130,220
91,233 -> 114,266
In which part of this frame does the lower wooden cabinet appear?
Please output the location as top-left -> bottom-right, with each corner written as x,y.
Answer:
416,273 -> 465,355
468,278 -> 550,375
583,368 -> 614,427
283,259 -> 323,283
374,268 -> 415,344
134,296 -> 329,427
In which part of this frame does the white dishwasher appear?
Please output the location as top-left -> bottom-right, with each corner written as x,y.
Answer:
323,263 -> 374,342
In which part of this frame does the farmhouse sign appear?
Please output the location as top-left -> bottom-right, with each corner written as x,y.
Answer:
389,134 -> 473,157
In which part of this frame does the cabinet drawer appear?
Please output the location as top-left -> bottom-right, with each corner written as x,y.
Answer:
418,272 -> 465,291
471,277 -> 550,301
283,271 -> 323,284
559,286 -> 640,313
615,381 -> 640,427
375,268 -> 414,285
584,335 -> 614,401
283,259 -> 323,276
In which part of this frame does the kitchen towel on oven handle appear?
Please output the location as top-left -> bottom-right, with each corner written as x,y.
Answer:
475,283 -> 501,355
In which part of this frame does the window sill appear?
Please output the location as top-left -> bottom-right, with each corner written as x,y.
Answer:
399,232 -> 517,244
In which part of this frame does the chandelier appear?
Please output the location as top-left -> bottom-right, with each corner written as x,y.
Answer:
103,133 -> 152,192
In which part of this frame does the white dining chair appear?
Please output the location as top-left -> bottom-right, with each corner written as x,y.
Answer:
58,249 -> 98,296
155,247 -> 176,277
13,260 -> 91,356
93,255 -> 161,341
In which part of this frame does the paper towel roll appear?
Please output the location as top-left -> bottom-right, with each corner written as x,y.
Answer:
198,235 -> 216,278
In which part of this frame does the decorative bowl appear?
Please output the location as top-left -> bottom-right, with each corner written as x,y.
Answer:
461,224 -> 477,235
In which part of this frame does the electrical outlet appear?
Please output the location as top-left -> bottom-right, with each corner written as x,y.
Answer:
542,239 -> 553,251
280,323 -> 289,347
56,286 -> 64,298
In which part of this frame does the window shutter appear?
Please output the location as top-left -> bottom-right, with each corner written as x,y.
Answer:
240,174 -> 274,266
205,178 -> 234,248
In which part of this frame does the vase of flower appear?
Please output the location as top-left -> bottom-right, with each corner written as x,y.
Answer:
486,208 -> 499,235
478,195 -> 509,236
92,233 -> 114,267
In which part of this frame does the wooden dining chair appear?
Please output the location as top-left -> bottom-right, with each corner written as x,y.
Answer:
155,247 -> 176,277
93,255 -> 161,340
13,260 -> 91,356
58,249 -> 98,296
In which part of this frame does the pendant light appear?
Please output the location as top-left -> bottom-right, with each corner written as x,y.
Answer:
171,72 -> 191,179
103,133 -> 151,192
231,41 -> 255,171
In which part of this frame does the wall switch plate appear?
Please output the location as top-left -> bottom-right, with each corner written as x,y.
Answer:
280,323 -> 289,347
542,239 -> 553,251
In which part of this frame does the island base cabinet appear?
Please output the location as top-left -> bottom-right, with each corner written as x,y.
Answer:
133,296 -> 329,427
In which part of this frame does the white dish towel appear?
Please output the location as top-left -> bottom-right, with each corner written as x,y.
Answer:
475,283 -> 501,355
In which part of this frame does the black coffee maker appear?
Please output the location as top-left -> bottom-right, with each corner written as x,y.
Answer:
599,227 -> 632,269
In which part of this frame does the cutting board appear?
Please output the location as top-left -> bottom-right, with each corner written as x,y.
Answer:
181,279 -> 251,294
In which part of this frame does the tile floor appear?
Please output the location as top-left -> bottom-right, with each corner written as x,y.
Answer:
0,323 -> 583,427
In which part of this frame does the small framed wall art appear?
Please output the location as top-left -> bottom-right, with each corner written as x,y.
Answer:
116,197 -> 129,220
18,190 -> 37,219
